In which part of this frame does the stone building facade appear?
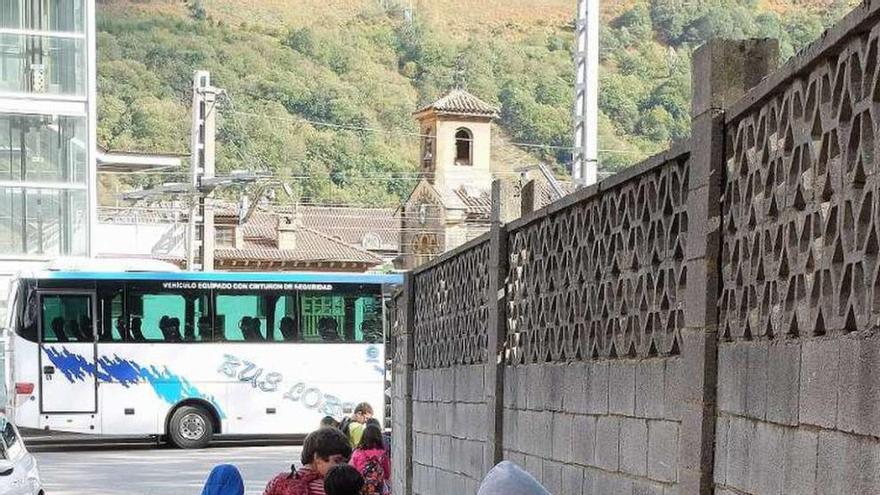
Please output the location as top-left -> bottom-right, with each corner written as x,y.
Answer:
398,90 -> 500,269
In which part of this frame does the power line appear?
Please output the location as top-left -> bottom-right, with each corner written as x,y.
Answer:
101,204 -> 455,222
97,170 -> 565,183
227,110 -> 642,155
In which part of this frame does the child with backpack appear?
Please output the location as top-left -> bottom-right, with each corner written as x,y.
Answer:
263,427 -> 352,495
339,402 -> 374,449
350,424 -> 390,495
365,419 -> 392,464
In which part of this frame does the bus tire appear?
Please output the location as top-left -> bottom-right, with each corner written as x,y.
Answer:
168,405 -> 214,449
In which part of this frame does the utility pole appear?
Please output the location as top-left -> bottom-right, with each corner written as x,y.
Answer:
120,73 -> 262,264
572,0 -> 599,186
187,70 -> 220,271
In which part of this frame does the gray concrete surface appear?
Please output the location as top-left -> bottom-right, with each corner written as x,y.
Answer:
35,446 -> 302,495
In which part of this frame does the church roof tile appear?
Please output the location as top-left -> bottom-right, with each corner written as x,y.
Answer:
415,89 -> 499,118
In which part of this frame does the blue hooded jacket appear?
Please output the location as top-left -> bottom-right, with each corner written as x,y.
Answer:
201,464 -> 245,495
477,461 -> 551,495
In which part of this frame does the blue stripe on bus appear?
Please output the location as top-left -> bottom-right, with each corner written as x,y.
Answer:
44,346 -> 226,418
34,271 -> 403,285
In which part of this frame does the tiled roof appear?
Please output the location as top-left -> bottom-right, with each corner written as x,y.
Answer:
239,223 -> 276,240
99,205 -> 187,224
100,202 -> 383,268
415,89 -> 499,118
294,206 -> 399,250
433,184 -> 491,218
453,186 -> 492,217
215,225 -> 381,264
217,210 -> 383,265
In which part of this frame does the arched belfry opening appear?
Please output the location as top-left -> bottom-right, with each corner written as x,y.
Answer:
455,128 -> 472,165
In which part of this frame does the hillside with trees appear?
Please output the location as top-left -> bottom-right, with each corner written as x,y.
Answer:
96,0 -> 857,206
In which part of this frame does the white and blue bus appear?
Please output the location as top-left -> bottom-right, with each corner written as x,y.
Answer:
3,265 -> 401,448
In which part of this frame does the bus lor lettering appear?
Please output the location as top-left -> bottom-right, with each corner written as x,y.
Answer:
219,355 -> 350,416
219,354 -> 281,392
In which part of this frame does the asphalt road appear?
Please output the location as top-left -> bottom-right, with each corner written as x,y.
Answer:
35,445 -> 302,495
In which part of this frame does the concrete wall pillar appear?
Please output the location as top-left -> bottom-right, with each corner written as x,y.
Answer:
520,180 -> 539,217
487,180 -> 511,467
680,38 -> 780,494
392,273 -> 416,495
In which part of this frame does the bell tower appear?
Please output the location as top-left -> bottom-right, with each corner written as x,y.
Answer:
413,89 -> 498,192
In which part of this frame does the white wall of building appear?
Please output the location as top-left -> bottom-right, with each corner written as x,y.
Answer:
94,222 -> 186,259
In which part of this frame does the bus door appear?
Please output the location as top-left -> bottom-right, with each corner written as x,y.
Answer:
38,292 -> 98,413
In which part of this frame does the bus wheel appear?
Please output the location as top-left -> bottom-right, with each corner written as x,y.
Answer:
168,405 -> 214,449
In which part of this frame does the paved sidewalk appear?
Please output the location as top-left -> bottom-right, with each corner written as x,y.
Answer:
35,445 -> 301,495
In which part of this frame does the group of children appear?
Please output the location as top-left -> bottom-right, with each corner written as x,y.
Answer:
200,402 -> 390,495
198,399 -> 557,495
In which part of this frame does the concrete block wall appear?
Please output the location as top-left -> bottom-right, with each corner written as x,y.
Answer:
389,280 -> 414,495
714,336 -> 880,494
712,3 -> 880,495
502,361 -> 683,495
411,365 -> 491,494
389,4 -> 880,493
391,357 -> 410,493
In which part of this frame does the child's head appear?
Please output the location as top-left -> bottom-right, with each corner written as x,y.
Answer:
323,464 -> 364,495
357,424 -> 385,451
320,415 -> 340,429
352,402 -> 373,424
301,427 -> 352,476
201,464 -> 244,495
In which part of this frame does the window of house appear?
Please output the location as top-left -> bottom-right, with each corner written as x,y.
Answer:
216,226 -> 235,248
455,128 -> 472,165
362,232 -> 381,250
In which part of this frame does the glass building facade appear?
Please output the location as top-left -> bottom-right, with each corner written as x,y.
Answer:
0,0 -> 96,326
0,0 -> 95,260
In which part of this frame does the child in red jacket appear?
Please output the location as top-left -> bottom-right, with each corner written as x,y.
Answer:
264,427 -> 352,495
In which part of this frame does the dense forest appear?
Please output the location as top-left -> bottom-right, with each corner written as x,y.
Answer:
97,0 -> 857,206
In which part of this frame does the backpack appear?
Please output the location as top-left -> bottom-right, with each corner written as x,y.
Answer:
339,417 -> 352,437
360,454 -> 387,495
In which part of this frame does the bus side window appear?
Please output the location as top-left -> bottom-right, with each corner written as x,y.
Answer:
356,294 -> 383,343
215,293 -> 268,342
18,285 -> 38,343
127,291 -> 207,343
318,316 -> 340,342
41,294 -> 92,343
299,291 -> 381,342
300,294 -> 343,342
274,295 -> 299,342
98,288 -> 124,342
